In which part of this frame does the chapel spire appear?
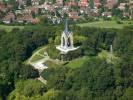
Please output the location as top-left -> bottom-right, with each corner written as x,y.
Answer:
64,19 -> 69,34
56,18 -> 79,54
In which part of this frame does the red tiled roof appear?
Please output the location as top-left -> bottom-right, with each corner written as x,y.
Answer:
106,0 -> 117,9
0,3 -> 5,11
94,0 -> 101,7
17,14 -> 33,22
3,12 -> 15,21
68,1 -> 78,6
94,0 -> 100,3
56,0 -> 63,5
79,0 -> 88,7
69,11 -> 79,19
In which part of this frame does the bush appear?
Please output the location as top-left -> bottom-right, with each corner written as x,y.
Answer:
116,20 -> 123,24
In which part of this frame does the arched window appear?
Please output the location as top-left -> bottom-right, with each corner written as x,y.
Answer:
67,37 -> 71,47
63,37 -> 65,46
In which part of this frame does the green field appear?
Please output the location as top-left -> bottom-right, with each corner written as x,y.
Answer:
77,21 -> 133,29
44,60 -> 61,68
66,56 -> 89,69
0,25 -> 24,32
30,54 -> 44,62
26,46 -> 47,64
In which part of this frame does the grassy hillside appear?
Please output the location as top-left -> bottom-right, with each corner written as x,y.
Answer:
77,21 -> 133,29
65,56 -> 90,69
0,24 -> 24,32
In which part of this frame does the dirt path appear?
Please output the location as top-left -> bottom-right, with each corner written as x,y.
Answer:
27,47 -> 49,85
28,47 -> 47,64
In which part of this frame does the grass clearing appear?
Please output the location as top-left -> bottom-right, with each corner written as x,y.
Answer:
66,56 -> 89,69
77,21 -> 133,29
44,60 -> 61,68
30,54 -> 44,62
26,46 -> 47,64
0,25 -> 24,32
39,47 -> 47,55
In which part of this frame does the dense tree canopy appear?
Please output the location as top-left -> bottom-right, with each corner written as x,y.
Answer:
0,23 -> 132,100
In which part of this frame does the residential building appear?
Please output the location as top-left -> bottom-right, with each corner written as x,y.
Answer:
79,0 -> 88,7
2,12 -> 15,24
56,0 -> 63,5
129,0 -> 133,19
102,11 -> 112,18
118,3 -> 127,11
16,0 -> 26,8
68,0 -> 78,7
69,11 -> 79,20
0,3 -> 5,11
16,14 -> 33,23
31,0 -> 40,6
106,0 -> 118,9
94,0 -> 101,8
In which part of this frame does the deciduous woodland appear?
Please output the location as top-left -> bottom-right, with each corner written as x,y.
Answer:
0,24 -> 133,100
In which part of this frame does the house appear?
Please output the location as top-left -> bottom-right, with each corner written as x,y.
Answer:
25,14 -> 34,23
47,5 -> 55,12
16,0 -> 26,8
102,12 -> 112,18
106,0 -> 118,9
39,3 -> 56,14
88,9 -> 99,17
31,0 -> 40,6
79,0 -> 88,7
16,14 -> 33,23
61,8 -> 69,18
94,0 -> 101,8
62,5 -> 69,11
123,12 -> 130,18
52,16 -> 62,24
24,6 -> 39,15
129,0 -> 133,19
129,0 -> 133,10
68,0 -> 78,7
56,0 -> 63,6
0,3 -> 11,12
38,3 -> 46,14
31,7 -> 39,15
32,18 -> 40,24
80,7 -> 89,14
23,8 -> 32,14
0,3 -> 5,11
68,11 -> 80,20
16,15 -> 24,23
39,3 -> 50,11
118,3 -> 127,11
2,12 -> 15,24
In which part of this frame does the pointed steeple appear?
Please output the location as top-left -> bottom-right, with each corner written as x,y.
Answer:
64,19 -> 69,35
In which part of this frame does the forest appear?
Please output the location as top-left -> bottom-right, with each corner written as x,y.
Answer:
0,23 -> 133,100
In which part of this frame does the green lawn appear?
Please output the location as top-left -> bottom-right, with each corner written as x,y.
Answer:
66,50 -> 119,69
39,47 -> 47,55
66,56 -> 89,69
44,60 -> 61,68
25,46 -> 47,64
77,21 -> 133,29
0,25 -> 24,32
30,54 -> 44,62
